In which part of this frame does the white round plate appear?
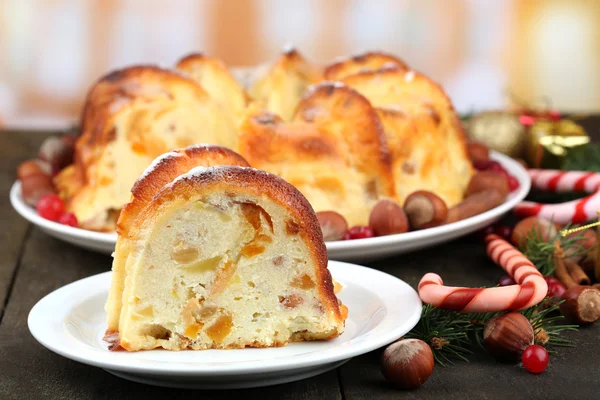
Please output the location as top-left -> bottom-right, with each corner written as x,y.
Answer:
28,261 -> 421,389
11,151 -> 530,261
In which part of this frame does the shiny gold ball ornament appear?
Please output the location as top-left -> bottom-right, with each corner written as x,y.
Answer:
465,111 -> 526,157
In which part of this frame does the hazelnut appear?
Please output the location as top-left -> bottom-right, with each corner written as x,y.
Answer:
21,174 -> 56,206
559,286 -> 600,325
17,159 -> 52,180
467,141 -> 490,163
38,135 -> 75,174
368,199 -> 409,236
465,171 -> 509,198
381,339 -> 434,390
404,191 -> 448,230
511,216 -> 558,248
483,312 -> 534,361
316,211 -> 348,241
563,229 -> 597,262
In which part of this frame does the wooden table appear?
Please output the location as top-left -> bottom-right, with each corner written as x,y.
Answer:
1,124 -> 600,399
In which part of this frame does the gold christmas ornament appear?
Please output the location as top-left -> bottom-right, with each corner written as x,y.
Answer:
526,119 -> 589,169
465,111 -> 526,157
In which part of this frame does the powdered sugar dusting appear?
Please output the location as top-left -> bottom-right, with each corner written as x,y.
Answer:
138,151 -> 183,182
304,81 -> 347,98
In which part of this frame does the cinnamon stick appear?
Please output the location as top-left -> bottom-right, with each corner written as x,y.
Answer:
564,259 -> 591,286
554,241 -> 578,289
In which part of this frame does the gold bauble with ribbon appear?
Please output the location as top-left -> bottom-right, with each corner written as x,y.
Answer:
464,111 -> 526,157
526,119 -> 589,168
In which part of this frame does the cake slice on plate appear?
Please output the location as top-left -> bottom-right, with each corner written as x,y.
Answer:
105,145 -> 346,351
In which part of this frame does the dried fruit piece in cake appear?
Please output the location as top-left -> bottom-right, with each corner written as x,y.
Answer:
54,66 -> 238,231
105,149 -> 345,351
248,47 -> 322,121
323,51 -> 409,81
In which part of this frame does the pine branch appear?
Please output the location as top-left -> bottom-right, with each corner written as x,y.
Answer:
520,222 -> 587,276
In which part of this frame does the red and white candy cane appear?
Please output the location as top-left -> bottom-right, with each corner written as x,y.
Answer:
418,234 -> 547,312
515,169 -> 600,224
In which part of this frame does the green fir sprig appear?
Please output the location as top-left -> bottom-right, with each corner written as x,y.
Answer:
407,299 -> 578,366
520,222 -> 588,276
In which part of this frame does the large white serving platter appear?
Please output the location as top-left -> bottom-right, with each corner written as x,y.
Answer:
11,151 -> 530,261
28,261 -> 422,389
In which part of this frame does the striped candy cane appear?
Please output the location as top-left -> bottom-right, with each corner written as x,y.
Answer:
514,169 -> 600,224
418,234 -> 548,312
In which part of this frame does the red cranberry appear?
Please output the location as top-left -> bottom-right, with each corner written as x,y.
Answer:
546,280 -> 566,298
476,225 -> 496,240
346,226 -> 375,240
507,176 -> 520,192
494,225 -> 513,240
522,345 -> 549,374
548,110 -> 561,121
36,194 -> 65,221
544,275 -> 560,285
58,212 -> 78,228
473,160 -> 494,171
498,275 -> 516,287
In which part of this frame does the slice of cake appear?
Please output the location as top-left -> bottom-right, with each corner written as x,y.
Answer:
105,146 -> 346,351
54,66 -> 238,231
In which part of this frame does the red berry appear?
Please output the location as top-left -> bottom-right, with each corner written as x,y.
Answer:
548,110 -> 561,121
544,275 -> 560,285
507,175 -> 520,192
519,115 -> 536,126
58,212 -> 78,227
473,160 -> 493,171
346,226 -> 375,240
476,225 -> 496,240
498,275 -> 516,287
36,194 -> 65,221
546,280 -> 566,298
342,231 -> 352,240
494,225 -> 513,240
522,345 -> 549,374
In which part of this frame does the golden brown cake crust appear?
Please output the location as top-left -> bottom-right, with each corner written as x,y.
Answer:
323,51 -> 409,81
117,144 -> 250,237
294,81 -> 395,198
128,166 -> 343,325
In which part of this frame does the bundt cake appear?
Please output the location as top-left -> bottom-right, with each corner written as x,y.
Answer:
248,48 -> 322,121
238,82 -> 395,226
175,53 -> 249,124
54,66 -> 238,231
341,67 -> 473,206
323,51 -> 409,81
105,146 -> 346,351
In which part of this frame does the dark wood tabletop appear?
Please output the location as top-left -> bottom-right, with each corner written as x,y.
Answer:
2,121 -> 600,399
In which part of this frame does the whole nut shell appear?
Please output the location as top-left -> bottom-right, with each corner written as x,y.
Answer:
381,339 -> 434,390
21,174 -> 56,206
369,199 -> 409,236
467,141 -> 490,163
466,171 -> 509,198
39,135 -> 75,174
17,159 -> 52,180
559,286 -> 600,325
511,216 -> 558,247
404,191 -> 448,230
483,312 -> 534,361
316,211 -> 348,241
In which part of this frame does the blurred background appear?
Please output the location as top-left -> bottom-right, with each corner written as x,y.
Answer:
1,0 -> 599,130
